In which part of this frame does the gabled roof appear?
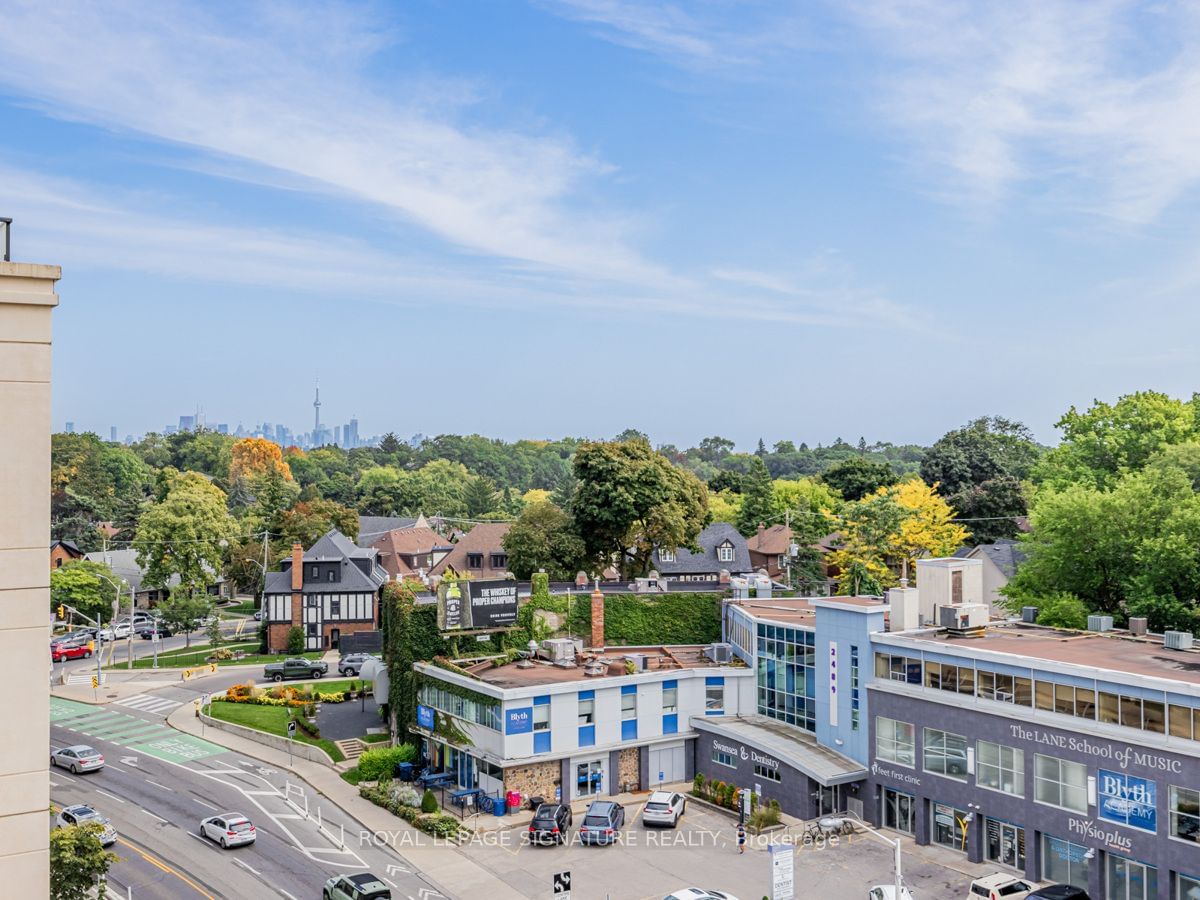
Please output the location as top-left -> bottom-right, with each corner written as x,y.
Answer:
306,529 -> 374,562
429,522 -> 512,576
653,522 -> 752,575
266,529 -> 388,595
357,514 -> 428,546
51,539 -> 83,556
83,548 -> 224,593
965,539 -> 1028,579
371,526 -> 453,578
747,524 -> 791,555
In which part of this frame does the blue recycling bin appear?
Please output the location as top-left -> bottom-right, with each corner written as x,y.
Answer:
396,762 -> 414,782
493,796 -> 506,817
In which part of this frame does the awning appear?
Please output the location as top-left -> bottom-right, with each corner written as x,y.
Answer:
690,714 -> 867,787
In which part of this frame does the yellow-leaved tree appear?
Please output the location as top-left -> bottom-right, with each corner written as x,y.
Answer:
229,437 -> 292,483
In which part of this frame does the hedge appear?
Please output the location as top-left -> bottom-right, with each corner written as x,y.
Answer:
567,592 -> 722,645
355,744 -> 417,782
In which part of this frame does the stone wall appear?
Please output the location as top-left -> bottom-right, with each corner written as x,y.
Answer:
504,759 -> 560,805
617,747 -> 641,793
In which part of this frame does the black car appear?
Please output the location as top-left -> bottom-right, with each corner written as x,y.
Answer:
137,623 -> 173,639
579,800 -> 625,845
528,803 -> 572,845
1027,888 -> 1091,900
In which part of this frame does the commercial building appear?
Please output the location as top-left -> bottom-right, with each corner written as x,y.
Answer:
0,253 -> 60,893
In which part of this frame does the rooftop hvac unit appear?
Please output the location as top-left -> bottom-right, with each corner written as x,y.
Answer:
1128,617 -> 1149,636
1087,615 -> 1114,632
939,603 -> 988,631
705,643 -> 733,664
624,654 -> 648,672
1164,631 -> 1194,651
1021,606 -> 1039,624
541,638 -> 580,663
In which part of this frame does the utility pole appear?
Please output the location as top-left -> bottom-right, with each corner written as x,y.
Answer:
126,583 -> 135,670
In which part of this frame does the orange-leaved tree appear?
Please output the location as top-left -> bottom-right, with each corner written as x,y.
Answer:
230,437 -> 292,482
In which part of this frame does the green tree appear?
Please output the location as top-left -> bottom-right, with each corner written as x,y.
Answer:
50,822 -> 118,900
155,593 -> 213,648
697,436 -> 735,464
249,466 -> 301,534
573,438 -> 708,577
463,475 -> 498,518
414,459 -> 472,518
278,498 -> 358,547
502,500 -> 587,579
51,561 -> 127,621
287,625 -> 305,654
356,466 -> 421,516
1033,593 -> 1091,629
134,472 -> 237,595
821,457 -> 898,501
736,457 -> 775,536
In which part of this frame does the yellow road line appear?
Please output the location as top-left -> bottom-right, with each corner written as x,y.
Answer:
116,836 -> 215,899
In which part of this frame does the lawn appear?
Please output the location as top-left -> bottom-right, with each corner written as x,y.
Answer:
299,678 -> 373,695
206,700 -> 345,763
106,643 -> 324,670
222,600 -> 259,615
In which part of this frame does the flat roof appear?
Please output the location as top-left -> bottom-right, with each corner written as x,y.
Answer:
456,645 -> 744,688
882,622 -> 1200,688
691,715 -> 867,786
729,595 -> 888,626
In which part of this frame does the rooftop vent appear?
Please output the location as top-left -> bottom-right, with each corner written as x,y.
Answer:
1128,617 -> 1149,636
705,643 -> 733,664
1087,615 -> 1114,632
1021,606 -> 1039,624
582,660 -> 607,677
1164,631 -> 1194,651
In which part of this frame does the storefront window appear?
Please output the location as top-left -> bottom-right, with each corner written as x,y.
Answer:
1106,854 -> 1157,900
1178,873 -> 1200,900
931,803 -> 968,853
576,759 -> 603,797
1041,835 -> 1089,890
984,818 -> 1025,871
923,728 -> 968,781
876,717 -> 915,767
882,788 -> 914,834
1170,786 -> 1200,843
1034,754 -> 1088,812
977,740 -> 1024,797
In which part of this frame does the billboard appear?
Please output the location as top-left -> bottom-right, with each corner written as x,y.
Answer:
417,704 -> 436,731
506,706 -> 533,735
1098,769 -> 1156,832
437,578 -> 518,631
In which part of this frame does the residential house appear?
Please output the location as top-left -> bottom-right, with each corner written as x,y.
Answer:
50,539 -> 83,570
357,513 -> 429,547
746,524 -> 792,580
650,522 -> 752,582
953,539 -> 1028,614
263,529 -> 387,651
370,525 -> 454,583
82,548 -> 229,608
429,522 -> 512,580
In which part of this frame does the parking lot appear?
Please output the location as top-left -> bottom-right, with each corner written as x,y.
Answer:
463,796 -> 987,900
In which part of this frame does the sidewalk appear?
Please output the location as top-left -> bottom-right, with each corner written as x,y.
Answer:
166,703 -> 527,900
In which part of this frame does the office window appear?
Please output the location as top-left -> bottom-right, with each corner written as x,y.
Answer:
754,763 -> 781,782
1034,754 -> 1088,812
1169,704 -> 1200,741
622,691 -> 637,720
533,704 -> 549,732
662,684 -> 678,714
712,748 -> 736,769
1041,835 -> 1090,891
705,678 -> 724,714
756,624 -> 816,732
874,652 -> 922,685
850,645 -> 860,732
1170,786 -> 1200,843
876,717 -> 915,767
578,696 -> 595,726
977,740 -> 1024,797
923,728 -> 968,781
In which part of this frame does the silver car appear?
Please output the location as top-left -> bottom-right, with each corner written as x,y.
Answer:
56,804 -> 117,846
199,813 -> 256,848
642,790 -> 686,827
51,744 -> 105,774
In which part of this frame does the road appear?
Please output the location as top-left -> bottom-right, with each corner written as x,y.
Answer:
50,687 -> 444,900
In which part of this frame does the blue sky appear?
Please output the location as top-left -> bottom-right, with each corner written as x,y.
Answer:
4,1 -> 1200,448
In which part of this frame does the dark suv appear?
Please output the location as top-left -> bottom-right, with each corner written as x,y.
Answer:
1027,888 -> 1091,900
338,653 -> 376,677
528,803 -> 572,845
579,800 -> 624,845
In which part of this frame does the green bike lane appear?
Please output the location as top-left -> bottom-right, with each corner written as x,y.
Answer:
51,696 -> 226,764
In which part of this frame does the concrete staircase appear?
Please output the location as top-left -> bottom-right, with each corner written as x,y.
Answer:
334,738 -> 366,762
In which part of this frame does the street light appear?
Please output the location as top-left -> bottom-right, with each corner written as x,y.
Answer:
842,810 -> 906,899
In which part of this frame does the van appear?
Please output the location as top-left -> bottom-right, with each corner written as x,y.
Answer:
968,874 -> 1035,900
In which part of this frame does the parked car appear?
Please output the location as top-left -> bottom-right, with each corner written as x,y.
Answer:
1026,888 -> 1090,900
579,799 -> 625,845
642,790 -> 686,827
664,891 -> 739,900
263,658 -> 328,682
337,653 -> 377,677
968,874 -> 1036,899
51,630 -> 91,647
253,610 -> 262,621
528,803 -> 572,845
55,804 -> 116,846
109,622 -> 133,639
136,622 -> 172,639
199,813 -> 256,848
50,745 -> 104,774
323,873 -> 392,900
51,643 -> 93,662
868,887 -> 917,900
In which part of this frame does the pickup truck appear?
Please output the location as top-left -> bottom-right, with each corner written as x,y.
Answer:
263,658 -> 328,682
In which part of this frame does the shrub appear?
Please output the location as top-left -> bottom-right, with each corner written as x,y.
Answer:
693,773 -> 704,795
356,744 -> 417,782
208,647 -> 234,661
286,626 -> 305,654
316,692 -> 346,704
389,783 -> 422,808
420,789 -> 438,813
291,713 -> 320,739
749,804 -> 781,831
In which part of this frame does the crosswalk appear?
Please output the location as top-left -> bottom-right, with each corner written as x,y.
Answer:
50,697 -> 225,764
113,694 -> 183,716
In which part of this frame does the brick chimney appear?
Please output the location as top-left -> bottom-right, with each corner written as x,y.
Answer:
290,542 -> 303,626
590,586 -> 605,649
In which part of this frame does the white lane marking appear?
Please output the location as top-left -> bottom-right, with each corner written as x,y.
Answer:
51,772 -> 76,784
187,832 -> 218,850
114,694 -> 182,714
49,781 -> 60,787
232,858 -> 261,876
383,877 -> 398,888
192,798 -> 218,810
145,780 -> 174,792
96,789 -> 126,804
105,764 -> 126,773
140,809 -> 168,824
278,892 -> 299,900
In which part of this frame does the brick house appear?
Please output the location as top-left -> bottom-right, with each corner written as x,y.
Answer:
263,529 -> 387,652
369,525 -> 454,582
428,522 -> 512,580
746,523 -> 793,580
50,539 -> 83,570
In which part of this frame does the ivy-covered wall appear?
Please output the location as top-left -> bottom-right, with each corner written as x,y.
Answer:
567,592 -> 723,645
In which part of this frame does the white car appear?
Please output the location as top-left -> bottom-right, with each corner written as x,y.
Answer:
199,813 -> 256,848
664,890 -> 738,900
643,790 -> 687,827
55,804 -> 116,846
967,874 -> 1035,900
869,887 -> 917,900
51,744 -> 105,773
110,622 -> 133,639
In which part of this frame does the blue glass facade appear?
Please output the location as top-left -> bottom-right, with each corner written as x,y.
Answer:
756,622 -> 817,732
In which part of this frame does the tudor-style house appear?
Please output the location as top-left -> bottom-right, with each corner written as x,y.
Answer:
263,529 -> 387,652
651,522 -> 753,582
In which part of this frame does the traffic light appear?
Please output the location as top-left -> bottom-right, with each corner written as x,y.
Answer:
57,605 -> 64,619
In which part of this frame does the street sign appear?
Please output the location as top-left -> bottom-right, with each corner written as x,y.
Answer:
91,675 -> 98,689
769,843 -> 794,900
552,871 -> 571,899
287,720 -> 297,738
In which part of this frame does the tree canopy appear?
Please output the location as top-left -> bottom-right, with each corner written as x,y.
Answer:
133,471 -> 237,593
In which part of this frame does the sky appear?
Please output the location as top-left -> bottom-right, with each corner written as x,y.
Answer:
4,0 -> 1200,449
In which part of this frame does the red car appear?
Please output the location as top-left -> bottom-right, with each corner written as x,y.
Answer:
52,644 -> 92,662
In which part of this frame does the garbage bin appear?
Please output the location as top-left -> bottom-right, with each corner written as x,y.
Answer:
396,762 -> 414,782
529,795 -> 545,811
493,796 -> 506,817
